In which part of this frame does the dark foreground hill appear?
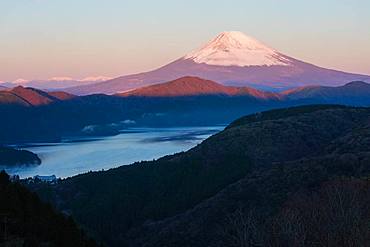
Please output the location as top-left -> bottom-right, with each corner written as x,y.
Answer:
0,171 -> 99,246
29,105 -> 370,247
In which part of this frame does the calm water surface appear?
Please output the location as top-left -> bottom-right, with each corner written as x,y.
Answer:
3,126 -> 223,178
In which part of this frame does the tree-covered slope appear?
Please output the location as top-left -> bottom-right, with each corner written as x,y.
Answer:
30,105 -> 370,247
132,147 -> 370,246
0,171 -> 99,246
129,106 -> 370,247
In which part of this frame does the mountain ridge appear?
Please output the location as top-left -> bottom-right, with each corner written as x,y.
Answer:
2,77 -> 370,106
0,86 -> 75,106
118,76 -> 370,103
118,76 -> 280,99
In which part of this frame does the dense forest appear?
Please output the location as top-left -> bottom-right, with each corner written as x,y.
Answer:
0,171 -> 100,246
29,105 -> 370,247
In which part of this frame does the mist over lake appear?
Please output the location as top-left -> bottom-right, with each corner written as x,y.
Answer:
3,126 -> 223,178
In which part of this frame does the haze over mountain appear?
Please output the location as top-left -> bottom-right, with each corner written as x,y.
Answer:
66,31 -> 370,95
1,76 -> 112,90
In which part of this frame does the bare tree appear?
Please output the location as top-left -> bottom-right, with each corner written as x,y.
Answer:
218,207 -> 263,247
268,179 -> 370,247
269,208 -> 307,247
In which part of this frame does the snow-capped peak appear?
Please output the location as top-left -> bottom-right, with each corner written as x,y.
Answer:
183,31 -> 291,67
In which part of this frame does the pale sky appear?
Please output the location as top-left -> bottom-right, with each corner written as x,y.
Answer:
1,0 -> 369,81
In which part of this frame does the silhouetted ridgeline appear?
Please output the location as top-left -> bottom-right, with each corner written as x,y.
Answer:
29,105 -> 370,247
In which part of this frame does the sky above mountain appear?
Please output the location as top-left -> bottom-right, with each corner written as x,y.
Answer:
1,0 -> 369,81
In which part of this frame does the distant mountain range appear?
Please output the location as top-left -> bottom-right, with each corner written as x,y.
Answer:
2,77 -> 370,107
283,80 -> 370,99
1,76 -> 370,144
64,31 -> 370,95
119,76 -> 370,105
0,86 -> 75,106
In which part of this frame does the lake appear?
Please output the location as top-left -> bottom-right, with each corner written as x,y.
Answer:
3,126 -> 224,178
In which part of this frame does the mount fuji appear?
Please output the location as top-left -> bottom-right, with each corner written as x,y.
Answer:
66,31 -> 370,95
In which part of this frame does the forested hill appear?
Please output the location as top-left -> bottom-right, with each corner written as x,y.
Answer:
0,171 -> 100,246
0,146 -> 41,167
29,105 -> 370,247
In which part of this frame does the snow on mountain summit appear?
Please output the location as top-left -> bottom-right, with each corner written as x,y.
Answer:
183,31 -> 291,67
